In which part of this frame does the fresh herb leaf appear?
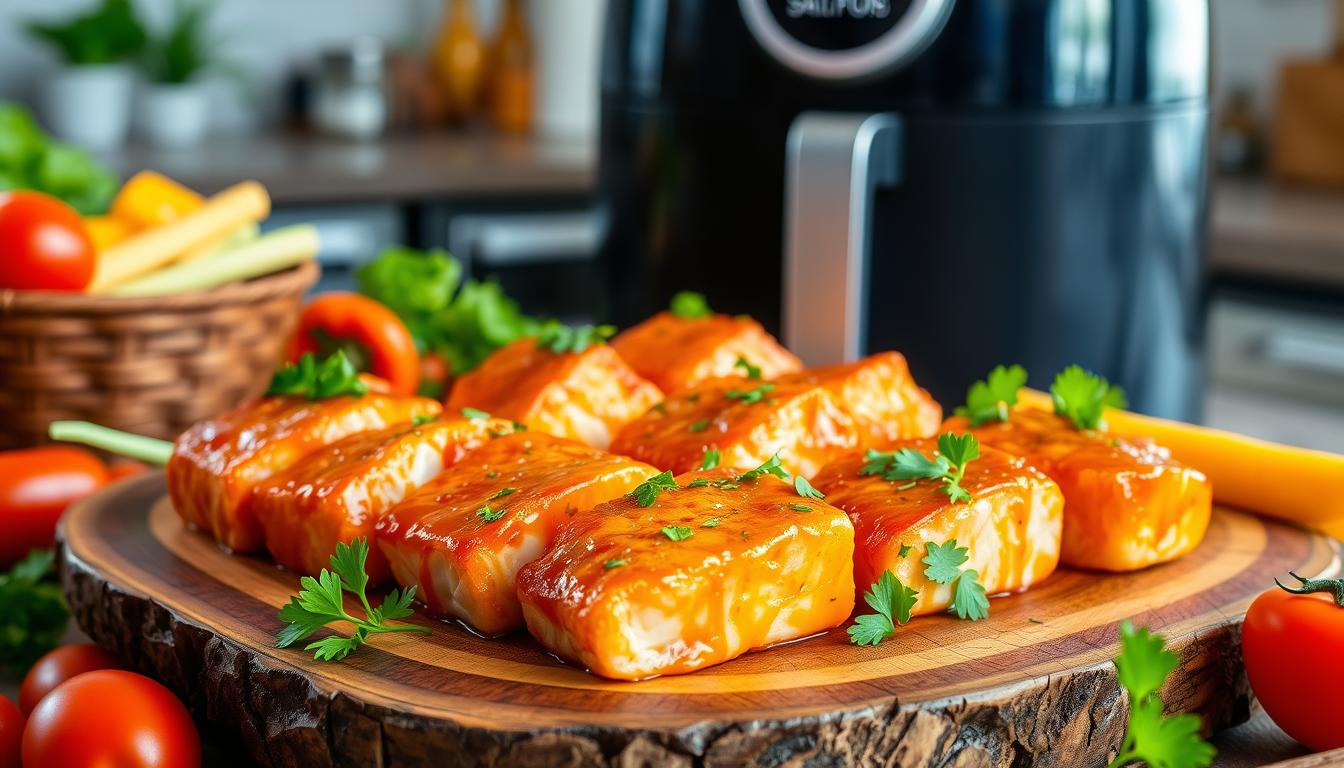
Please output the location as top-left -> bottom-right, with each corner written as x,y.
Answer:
0,549 -> 69,674
491,487 -> 518,500
661,525 -> 694,542
476,505 -> 505,522
1051,365 -> 1127,431
686,478 -> 711,488
700,446 -> 721,470
735,356 -> 762,380
461,407 -> 490,420
689,419 -> 709,433
536,321 -> 616,355
789,504 -> 812,512
793,475 -> 825,500
604,558 -> 627,569
950,569 -> 989,620
275,538 -> 430,661
898,544 -> 913,558
1108,621 -> 1216,768
725,383 -> 775,405
922,540 -> 970,585
669,291 -> 711,319
921,540 -> 990,620
736,452 -> 789,482
954,364 -> 1028,427
701,517 -> 722,528
267,351 -> 369,400
847,571 -> 918,646
861,433 -> 980,503
631,471 -> 678,507
412,415 -> 436,426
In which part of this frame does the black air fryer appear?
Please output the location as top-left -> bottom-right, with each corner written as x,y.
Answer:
596,0 -> 1210,419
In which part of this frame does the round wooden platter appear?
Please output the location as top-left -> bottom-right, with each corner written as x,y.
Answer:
59,474 -> 1340,768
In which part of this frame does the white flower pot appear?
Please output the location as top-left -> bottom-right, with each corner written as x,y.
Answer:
137,83 -> 210,148
42,64 -> 135,151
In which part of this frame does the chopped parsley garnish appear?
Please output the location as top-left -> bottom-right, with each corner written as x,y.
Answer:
1051,365 -> 1127,431
536,321 -> 616,354
898,544 -> 913,558
267,351 -> 369,400
688,419 -> 709,433
1110,621 -> 1216,768
476,505 -> 505,523
700,446 -> 721,470
631,471 -> 678,507
412,414 -> 437,426
922,540 -> 989,620
701,517 -> 722,528
511,421 -> 527,432
491,487 -> 518,500
604,558 -> 627,569
661,525 -> 693,542
461,407 -> 491,420
861,432 -> 980,503
793,475 -> 824,500
735,356 -> 762,380
847,570 -> 918,646
485,471 -> 498,479
736,452 -> 789,483
686,478 -> 711,488
669,291 -> 712,319
954,364 -> 1027,427
789,504 -> 812,512
725,383 -> 774,405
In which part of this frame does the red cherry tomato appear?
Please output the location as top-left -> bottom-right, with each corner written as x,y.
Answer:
19,643 -> 123,715
0,694 -> 21,768
0,191 -> 97,292
287,292 -> 421,396
22,669 -> 200,768
1242,581 -> 1344,752
0,446 -> 108,567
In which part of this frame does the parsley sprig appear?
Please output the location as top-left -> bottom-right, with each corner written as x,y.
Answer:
922,540 -> 989,620
0,550 -> 69,673
1051,365 -> 1127,431
736,452 -> 789,483
631,471 -> 678,507
725,383 -> 774,405
847,571 -> 918,646
735,356 -> 762,380
861,433 -> 980,503
700,447 -> 721,470
669,291 -> 711,319
267,351 -> 369,400
1109,621 -> 1215,768
535,322 -> 616,354
955,364 -> 1027,427
275,538 -> 430,661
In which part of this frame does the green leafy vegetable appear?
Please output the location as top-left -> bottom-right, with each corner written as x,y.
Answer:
461,407 -> 490,420
793,475 -> 824,500
700,447 -> 721,470
266,351 -> 368,400
0,102 -> 117,214
861,433 -> 980,503
735,356 -> 762,380
847,571 -> 918,646
661,525 -> 693,542
26,0 -> 146,66
275,539 -> 430,661
922,540 -> 990,620
476,505 -> 505,523
142,0 -> 233,85
1051,365 -> 1127,431
0,550 -> 70,674
725,383 -> 775,405
631,471 -> 678,507
1108,621 -> 1216,768
669,291 -> 711,320
736,452 -> 789,483
921,540 -> 969,585
536,321 -> 616,355
950,570 -> 990,620
955,364 -> 1028,427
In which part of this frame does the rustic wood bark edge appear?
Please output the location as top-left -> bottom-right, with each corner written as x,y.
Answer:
61,546 -> 1252,768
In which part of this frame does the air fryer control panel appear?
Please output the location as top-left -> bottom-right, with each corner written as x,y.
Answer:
738,0 -> 953,80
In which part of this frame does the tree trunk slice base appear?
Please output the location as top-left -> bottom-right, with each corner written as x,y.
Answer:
58,474 -> 1340,767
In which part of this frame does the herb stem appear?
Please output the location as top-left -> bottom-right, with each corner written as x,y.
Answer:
49,420 -> 174,465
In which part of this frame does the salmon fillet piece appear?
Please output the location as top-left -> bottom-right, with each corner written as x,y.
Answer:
446,338 -> 662,449
168,394 -> 442,552
517,468 -> 856,680
374,432 -> 659,635
949,408 -> 1212,572
251,416 -> 519,583
813,441 -> 1063,617
611,311 -> 802,393
610,377 -> 860,478
777,352 -> 942,445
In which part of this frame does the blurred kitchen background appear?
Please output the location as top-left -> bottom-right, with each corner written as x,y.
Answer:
1,0 -> 1343,452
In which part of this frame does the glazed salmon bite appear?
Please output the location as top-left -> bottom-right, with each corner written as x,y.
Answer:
251,416 -> 519,583
516,468 -> 855,680
777,352 -> 942,445
610,310 -> 801,393
374,432 -> 659,636
168,393 -> 442,552
813,441 -> 1063,617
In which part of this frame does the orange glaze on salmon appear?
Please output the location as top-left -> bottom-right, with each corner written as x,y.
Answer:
813,441 -> 1063,617
777,352 -> 942,445
517,469 -> 855,680
374,432 -> 659,635
251,416 -> 519,583
609,377 -> 860,478
445,338 -> 662,449
948,408 -> 1212,572
168,394 -> 441,552
610,311 -> 802,393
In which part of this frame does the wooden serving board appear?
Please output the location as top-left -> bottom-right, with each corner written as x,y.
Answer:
59,474 -> 1341,768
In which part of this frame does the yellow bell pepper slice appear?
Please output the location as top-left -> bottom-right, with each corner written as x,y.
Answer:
110,171 -> 204,230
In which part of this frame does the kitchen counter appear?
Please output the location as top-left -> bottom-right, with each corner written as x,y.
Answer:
96,130 -> 597,206
1211,177 -> 1344,290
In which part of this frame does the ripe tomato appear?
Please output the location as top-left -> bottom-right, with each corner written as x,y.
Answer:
1242,578 -> 1344,752
0,694 -> 21,768
287,292 -> 421,396
22,670 -> 200,768
0,446 -> 108,567
19,643 -> 123,715
0,191 -> 97,292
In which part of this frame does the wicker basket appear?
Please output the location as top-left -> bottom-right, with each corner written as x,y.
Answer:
0,260 -> 319,450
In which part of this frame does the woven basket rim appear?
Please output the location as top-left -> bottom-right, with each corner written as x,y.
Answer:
0,259 -> 320,317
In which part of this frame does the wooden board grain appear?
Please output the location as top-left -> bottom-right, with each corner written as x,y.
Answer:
59,473 -> 1342,768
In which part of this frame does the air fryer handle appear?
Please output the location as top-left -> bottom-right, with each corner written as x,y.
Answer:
782,112 -> 901,365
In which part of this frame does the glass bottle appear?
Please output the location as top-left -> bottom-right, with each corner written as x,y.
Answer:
430,0 -> 485,122
488,0 -> 534,133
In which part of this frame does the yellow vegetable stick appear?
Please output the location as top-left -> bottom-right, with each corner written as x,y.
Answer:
108,224 -> 319,297
178,222 -> 260,263
90,181 -> 271,292
1019,388 -> 1344,537
82,215 -> 133,252
110,170 -> 205,229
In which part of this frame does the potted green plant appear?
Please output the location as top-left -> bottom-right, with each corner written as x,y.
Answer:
27,0 -> 146,150
137,0 -> 229,147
